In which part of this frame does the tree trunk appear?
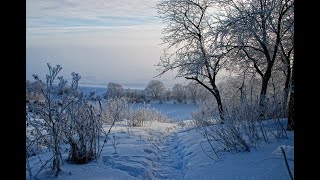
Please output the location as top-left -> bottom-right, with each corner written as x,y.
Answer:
287,61 -> 294,131
212,87 -> 225,122
186,77 -> 225,122
283,62 -> 291,113
259,67 -> 272,119
287,89 -> 294,130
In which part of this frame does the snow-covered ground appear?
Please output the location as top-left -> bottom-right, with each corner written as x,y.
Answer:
27,117 -> 294,180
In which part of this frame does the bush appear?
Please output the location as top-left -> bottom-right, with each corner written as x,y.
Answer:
126,106 -> 169,127
26,64 -> 106,177
64,101 -> 101,164
193,91 -> 288,156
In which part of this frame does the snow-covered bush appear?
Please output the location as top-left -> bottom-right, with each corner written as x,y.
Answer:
27,64 -> 80,176
146,108 -> 168,123
63,100 -> 101,164
192,95 -> 220,126
100,97 -> 168,128
177,121 -> 186,128
126,106 -> 147,127
126,106 -> 169,127
193,90 -> 288,155
26,64 -> 106,177
103,97 -> 129,124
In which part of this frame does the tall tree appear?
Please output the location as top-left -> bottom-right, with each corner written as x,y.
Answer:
145,80 -> 166,103
156,0 -> 227,121
104,82 -> 124,99
278,7 -> 294,109
172,83 -> 187,103
214,0 -> 294,118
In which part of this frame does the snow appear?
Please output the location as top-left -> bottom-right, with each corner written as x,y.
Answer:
27,104 -> 294,180
137,102 -> 199,122
176,123 -> 294,180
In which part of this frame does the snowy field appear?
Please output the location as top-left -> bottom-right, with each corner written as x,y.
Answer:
26,117 -> 294,180
136,103 -> 199,122
79,86 -> 199,122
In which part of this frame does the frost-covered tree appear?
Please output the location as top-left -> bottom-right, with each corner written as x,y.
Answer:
278,9 -> 294,110
156,0 -> 227,121
145,80 -> 166,103
172,83 -> 187,103
123,89 -> 146,103
164,88 -> 172,102
104,82 -> 124,99
213,0 -> 294,118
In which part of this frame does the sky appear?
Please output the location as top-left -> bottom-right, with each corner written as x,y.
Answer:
26,0 -> 187,89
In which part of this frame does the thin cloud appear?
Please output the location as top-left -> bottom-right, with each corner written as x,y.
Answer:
26,0 -> 186,88
27,0 -> 163,46
27,0 -> 159,28
26,23 -> 165,47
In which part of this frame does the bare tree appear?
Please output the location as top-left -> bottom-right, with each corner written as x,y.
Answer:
277,2 -> 294,108
104,82 -> 124,99
172,83 -> 187,103
156,0 -> 227,121
214,0 -> 294,118
144,80 -> 166,103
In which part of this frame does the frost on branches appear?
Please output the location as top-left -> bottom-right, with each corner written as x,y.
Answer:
26,64 -> 106,177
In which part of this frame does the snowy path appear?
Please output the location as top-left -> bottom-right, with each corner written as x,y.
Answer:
26,120 -> 294,180
153,132 -> 184,180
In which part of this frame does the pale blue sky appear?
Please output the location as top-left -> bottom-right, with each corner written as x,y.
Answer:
26,0 -> 186,89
